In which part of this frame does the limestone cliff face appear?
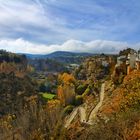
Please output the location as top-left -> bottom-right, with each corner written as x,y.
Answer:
65,71 -> 140,140
74,56 -> 114,81
100,70 -> 140,117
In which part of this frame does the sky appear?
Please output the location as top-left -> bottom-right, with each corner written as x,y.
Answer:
0,0 -> 140,54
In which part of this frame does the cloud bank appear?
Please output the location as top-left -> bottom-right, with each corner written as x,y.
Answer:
0,38 -> 139,54
0,0 -> 140,44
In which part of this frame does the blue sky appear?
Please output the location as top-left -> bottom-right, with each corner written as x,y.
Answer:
0,0 -> 140,54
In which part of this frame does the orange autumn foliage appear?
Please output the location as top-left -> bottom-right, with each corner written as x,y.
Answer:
57,84 -> 75,106
57,73 -> 76,106
47,99 -> 61,110
58,73 -> 76,84
101,71 -> 140,115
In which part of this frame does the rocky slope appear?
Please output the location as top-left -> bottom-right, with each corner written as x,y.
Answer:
65,70 -> 140,140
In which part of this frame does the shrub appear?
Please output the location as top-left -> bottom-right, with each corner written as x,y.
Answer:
76,84 -> 87,95
75,95 -> 83,106
39,82 -> 46,92
63,105 -> 74,115
82,87 -> 91,97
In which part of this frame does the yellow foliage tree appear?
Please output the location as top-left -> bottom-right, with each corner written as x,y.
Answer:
57,73 -> 76,106
58,73 -> 76,85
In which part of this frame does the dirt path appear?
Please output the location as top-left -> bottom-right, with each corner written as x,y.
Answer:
64,83 -> 105,128
79,106 -> 86,123
87,83 -> 105,124
64,108 -> 79,128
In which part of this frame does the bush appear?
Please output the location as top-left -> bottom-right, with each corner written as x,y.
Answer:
39,82 -> 46,92
76,84 -> 87,95
63,105 -> 74,115
75,95 -> 83,106
82,87 -> 91,97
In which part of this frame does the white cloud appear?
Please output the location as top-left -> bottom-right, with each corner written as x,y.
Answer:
0,0 -> 140,44
0,0 -> 69,43
0,1 -> 53,28
0,38 -> 139,54
0,0 -> 68,37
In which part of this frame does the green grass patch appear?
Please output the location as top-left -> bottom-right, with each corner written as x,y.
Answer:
40,93 -> 56,100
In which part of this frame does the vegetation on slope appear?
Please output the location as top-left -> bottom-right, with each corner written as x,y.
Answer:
0,49 -> 139,140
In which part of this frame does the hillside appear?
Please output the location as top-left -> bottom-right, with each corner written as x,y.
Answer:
101,71 -> 140,116
27,51 -> 95,72
25,51 -> 94,64
0,72 -> 38,115
0,51 -> 43,139
0,50 -> 28,77
25,51 -> 93,59
65,71 -> 140,140
28,58 -> 68,72
0,50 -> 38,116
46,51 -> 93,58
61,49 -> 140,140
94,71 -> 140,140
0,49 -> 140,140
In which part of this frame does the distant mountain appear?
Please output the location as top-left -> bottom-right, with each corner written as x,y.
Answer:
24,51 -> 94,72
23,51 -> 94,59
23,51 -> 95,64
45,51 -> 93,58
20,53 -> 45,59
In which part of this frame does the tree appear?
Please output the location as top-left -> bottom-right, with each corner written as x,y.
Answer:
57,84 -> 75,106
58,73 -> 76,85
119,48 -> 136,56
57,73 -> 76,106
76,84 -> 87,95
